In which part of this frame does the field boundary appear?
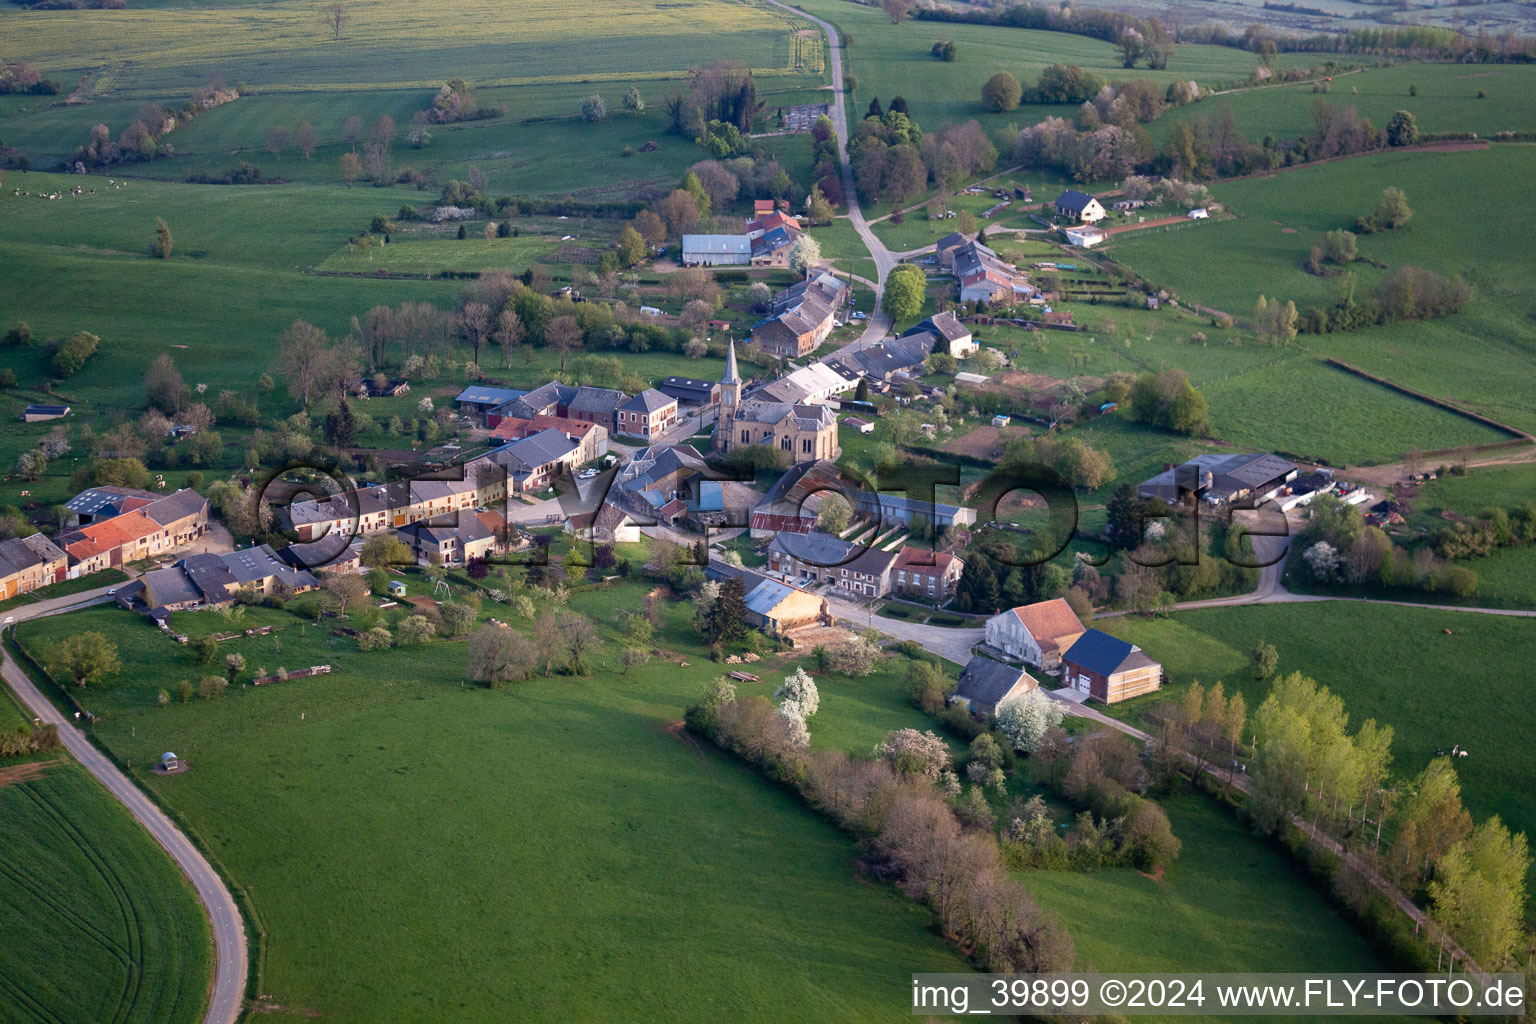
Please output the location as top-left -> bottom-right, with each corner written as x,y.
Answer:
1324,358 -> 1533,442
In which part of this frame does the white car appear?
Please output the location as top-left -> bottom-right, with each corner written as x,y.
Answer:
833,319 -> 845,327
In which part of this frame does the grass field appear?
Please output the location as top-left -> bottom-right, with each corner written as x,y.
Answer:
786,613 -> 1404,1012
1024,790 -> 1400,1020
792,0 -> 1329,154
0,757 -> 211,1024
1102,146 -> 1536,437
1152,63 -> 1536,150
14,589 -> 974,1024
1396,462 -> 1536,609
0,0 -> 824,195
1102,602 -> 1536,900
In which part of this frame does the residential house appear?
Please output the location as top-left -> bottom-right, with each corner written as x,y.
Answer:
491,414 -> 608,463
0,534 -> 67,600
767,531 -> 897,598
492,428 -> 583,494
902,311 -> 976,357
1059,628 -> 1163,704
952,240 -> 1033,306
564,501 -> 642,544
617,389 -> 679,439
116,544 -> 318,613
890,546 -> 964,600
681,234 -> 752,266
826,334 -> 934,384
58,488 -> 209,578
935,232 -> 973,272
397,510 -> 498,566
1137,453 -> 1298,506
953,656 -> 1038,716
983,598 -> 1086,672
1053,189 -> 1106,224
753,272 -> 846,359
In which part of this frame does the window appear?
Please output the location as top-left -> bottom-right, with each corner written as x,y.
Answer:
740,430 -> 750,444
801,438 -> 812,453
780,436 -> 791,451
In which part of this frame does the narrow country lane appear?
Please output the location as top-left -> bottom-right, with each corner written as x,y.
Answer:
2,588 -> 248,1024
764,0 -> 896,350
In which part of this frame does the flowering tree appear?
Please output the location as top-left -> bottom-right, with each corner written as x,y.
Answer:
875,728 -> 951,780
775,667 -> 820,720
1304,541 -> 1341,580
995,689 -> 1065,753
829,633 -> 880,676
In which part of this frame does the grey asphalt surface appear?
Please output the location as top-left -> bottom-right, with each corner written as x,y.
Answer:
2,586 -> 247,1024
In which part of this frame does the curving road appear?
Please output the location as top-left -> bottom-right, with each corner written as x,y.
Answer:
766,0 -> 895,348
2,587 -> 247,1024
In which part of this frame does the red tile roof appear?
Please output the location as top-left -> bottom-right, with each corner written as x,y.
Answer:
1010,598 -> 1085,646
64,508 -> 160,561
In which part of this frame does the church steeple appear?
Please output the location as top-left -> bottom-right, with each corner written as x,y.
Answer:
721,337 -> 741,410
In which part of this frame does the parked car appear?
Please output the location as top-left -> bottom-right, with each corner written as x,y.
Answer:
851,311 -> 867,320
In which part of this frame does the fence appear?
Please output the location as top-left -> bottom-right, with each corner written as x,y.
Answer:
251,665 -> 332,686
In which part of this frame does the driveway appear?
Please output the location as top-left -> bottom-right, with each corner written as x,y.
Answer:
1,588 -> 247,1024
825,594 -> 982,665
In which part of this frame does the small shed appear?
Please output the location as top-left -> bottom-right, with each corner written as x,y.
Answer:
992,414 -> 1011,428
22,404 -> 70,423
161,751 -> 180,771
844,416 -> 875,434
1187,208 -> 1209,219
388,580 -> 407,597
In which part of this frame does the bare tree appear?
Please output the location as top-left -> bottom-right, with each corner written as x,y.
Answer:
559,611 -> 599,672
295,120 -> 317,160
545,315 -> 583,372
341,115 -> 363,151
323,571 -> 368,617
456,301 -> 492,367
276,320 -> 331,407
468,625 -> 536,689
319,2 -> 348,41
265,124 -> 289,159
494,308 -> 525,368
531,612 -> 565,676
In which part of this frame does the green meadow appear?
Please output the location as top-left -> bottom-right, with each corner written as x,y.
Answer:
793,624 -> 1403,1018
1103,602 -> 1536,894
1399,461 -> 1536,609
1102,145 -> 1536,439
792,0 -> 1328,151
14,587 -> 973,1024
1153,62 -> 1536,149
0,757 -> 211,1024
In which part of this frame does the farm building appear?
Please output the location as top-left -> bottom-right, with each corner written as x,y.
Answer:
114,544 -> 318,613
706,561 -> 832,634
1188,208 -> 1209,219
1137,452 -> 1298,506
681,234 -> 751,266
953,656 -> 1037,716
844,416 -> 875,434
21,404 -> 70,422
849,489 -> 975,530
491,414 -> 608,463
657,376 -> 720,408
757,362 -> 857,406
1062,225 -> 1105,248
1059,629 -> 1162,705
491,428 -> 583,493
64,485 -> 158,526
456,385 -> 528,419
1053,190 -> 1105,224
983,598 -> 1086,672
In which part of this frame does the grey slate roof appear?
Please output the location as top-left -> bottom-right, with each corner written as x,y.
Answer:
620,388 -> 676,414
493,428 -> 580,473
1054,189 -> 1096,212
143,488 -> 207,526
566,386 -> 627,417
956,656 -> 1034,707
0,534 -> 66,577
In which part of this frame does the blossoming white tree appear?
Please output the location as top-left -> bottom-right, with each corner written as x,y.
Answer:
995,689 -> 1065,753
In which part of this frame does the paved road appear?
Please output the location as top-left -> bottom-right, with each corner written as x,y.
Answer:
766,0 -> 894,350
1,587 -> 247,1024
825,594 -> 983,664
